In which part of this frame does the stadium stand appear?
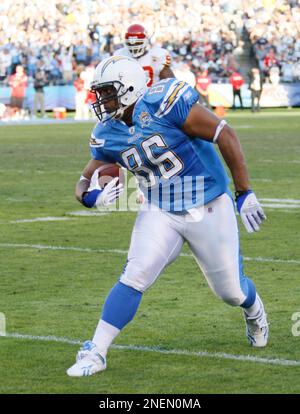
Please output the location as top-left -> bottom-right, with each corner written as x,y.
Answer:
0,0 -> 299,117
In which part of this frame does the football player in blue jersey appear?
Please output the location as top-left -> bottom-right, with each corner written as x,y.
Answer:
67,56 -> 268,377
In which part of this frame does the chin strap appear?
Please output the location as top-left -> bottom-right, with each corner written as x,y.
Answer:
114,107 -> 125,120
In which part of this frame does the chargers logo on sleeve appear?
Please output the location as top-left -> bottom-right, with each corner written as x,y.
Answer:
155,80 -> 189,118
89,133 -> 105,148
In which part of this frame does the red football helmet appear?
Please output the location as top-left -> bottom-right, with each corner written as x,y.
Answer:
125,24 -> 149,58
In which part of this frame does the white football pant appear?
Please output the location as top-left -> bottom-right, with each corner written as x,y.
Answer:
120,193 -> 248,306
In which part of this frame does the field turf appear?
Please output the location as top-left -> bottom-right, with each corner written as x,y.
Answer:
0,109 -> 299,393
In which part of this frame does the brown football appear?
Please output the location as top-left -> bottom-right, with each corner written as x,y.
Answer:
97,163 -> 125,189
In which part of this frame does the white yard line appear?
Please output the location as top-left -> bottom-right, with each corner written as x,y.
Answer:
261,203 -> 300,209
10,217 -> 75,223
0,243 -> 128,255
262,160 -> 300,164
226,111 -> 300,118
265,209 -> 299,213
67,210 -> 111,217
260,198 -> 300,210
3,332 -> 300,367
0,243 -> 299,265
260,198 -> 300,204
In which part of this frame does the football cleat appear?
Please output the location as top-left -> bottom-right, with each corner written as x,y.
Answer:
244,303 -> 269,347
67,340 -> 106,377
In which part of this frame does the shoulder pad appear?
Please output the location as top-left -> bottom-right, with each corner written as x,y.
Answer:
149,47 -> 171,65
142,79 -> 188,116
143,78 -> 176,102
150,46 -> 167,56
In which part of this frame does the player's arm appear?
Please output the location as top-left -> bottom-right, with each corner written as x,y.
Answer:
159,52 -> 175,79
182,103 -> 266,232
196,87 -> 208,96
75,159 -> 105,203
159,65 -> 175,80
182,103 -> 250,190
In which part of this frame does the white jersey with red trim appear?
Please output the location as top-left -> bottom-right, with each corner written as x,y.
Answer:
114,46 -> 171,87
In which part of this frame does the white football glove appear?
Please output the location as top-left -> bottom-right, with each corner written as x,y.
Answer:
95,177 -> 124,208
236,191 -> 266,233
89,167 -> 102,191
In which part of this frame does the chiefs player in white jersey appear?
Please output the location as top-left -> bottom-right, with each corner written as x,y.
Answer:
114,24 -> 174,86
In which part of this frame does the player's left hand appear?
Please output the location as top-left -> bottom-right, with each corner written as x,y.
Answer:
235,190 -> 266,233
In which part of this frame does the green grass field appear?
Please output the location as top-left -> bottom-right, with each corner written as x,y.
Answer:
0,110 -> 299,393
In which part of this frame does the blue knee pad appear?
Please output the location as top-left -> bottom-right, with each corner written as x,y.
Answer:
102,281 -> 142,330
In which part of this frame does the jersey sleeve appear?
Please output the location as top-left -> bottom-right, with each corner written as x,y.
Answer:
89,126 -> 115,163
154,79 -> 199,128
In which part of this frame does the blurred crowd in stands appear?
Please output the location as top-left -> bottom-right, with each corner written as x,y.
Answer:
1,0 -> 299,87
245,0 -> 300,83
0,0 -> 299,119
0,0 -> 245,87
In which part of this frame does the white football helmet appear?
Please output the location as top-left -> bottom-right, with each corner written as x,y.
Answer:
90,55 -> 147,122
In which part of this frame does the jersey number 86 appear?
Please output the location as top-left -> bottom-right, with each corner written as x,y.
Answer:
121,134 -> 184,187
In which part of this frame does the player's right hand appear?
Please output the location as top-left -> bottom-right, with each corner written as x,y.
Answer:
96,177 -> 124,208
82,178 -> 124,208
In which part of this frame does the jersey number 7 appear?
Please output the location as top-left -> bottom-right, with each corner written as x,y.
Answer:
143,66 -> 154,87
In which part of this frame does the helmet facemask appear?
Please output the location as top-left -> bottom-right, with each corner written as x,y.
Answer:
125,37 -> 149,58
91,81 -> 130,122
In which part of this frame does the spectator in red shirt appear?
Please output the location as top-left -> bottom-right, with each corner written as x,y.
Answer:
195,69 -> 212,109
229,70 -> 244,109
263,48 -> 279,81
9,65 -> 28,109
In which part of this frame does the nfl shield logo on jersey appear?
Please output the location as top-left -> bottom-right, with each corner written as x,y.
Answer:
139,111 -> 152,128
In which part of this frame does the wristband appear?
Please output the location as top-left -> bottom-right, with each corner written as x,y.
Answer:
235,189 -> 252,200
82,189 -> 102,208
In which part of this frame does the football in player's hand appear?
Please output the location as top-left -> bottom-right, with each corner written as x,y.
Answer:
98,163 -> 125,189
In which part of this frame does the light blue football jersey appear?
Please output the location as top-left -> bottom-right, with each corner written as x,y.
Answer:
90,78 -> 230,212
